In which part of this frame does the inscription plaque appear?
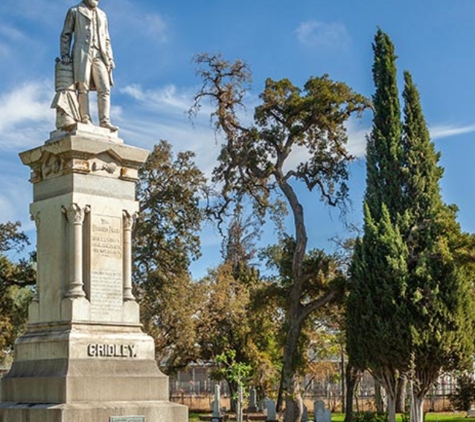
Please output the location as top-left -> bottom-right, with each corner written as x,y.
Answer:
110,417 -> 145,422
90,214 -> 123,320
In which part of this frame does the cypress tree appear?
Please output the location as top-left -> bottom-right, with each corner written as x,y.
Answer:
347,29 -> 410,422
365,28 -> 404,222
348,31 -> 475,422
402,71 -> 475,422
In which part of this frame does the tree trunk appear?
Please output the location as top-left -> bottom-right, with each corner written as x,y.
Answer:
283,373 -> 304,422
410,389 -> 424,422
387,394 -> 397,422
281,317 -> 304,422
228,380 -> 238,412
374,380 -> 385,413
341,348 -> 346,414
344,363 -> 359,422
396,375 -> 407,413
237,385 -> 243,422
277,369 -> 284,412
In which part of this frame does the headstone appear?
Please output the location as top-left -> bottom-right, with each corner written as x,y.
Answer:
468,407 -> 475,418
302,404 -> 309,422
259,397 -> 267,412
314,400 -> 331,422
247,387 -> 258,412
212,385 -> 223,422
266,399 -> 277,422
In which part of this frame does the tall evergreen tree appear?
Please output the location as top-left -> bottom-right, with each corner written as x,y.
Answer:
348,30 -> 475,422
365,28 -> 404,223
347,29 -> 410,422
401,71 -> 475,422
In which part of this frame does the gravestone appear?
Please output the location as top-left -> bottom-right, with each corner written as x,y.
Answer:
314,400 -> 331,422
247,387 -> 258,412
259,397 -> 269,412
0,126 -> 189,422
212,385 -> 223,422
302,404 -> 309,422
266,399 -> 277,422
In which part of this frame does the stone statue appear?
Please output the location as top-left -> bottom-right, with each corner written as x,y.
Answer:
51,58 -> 81,130
59,0 -> 118,131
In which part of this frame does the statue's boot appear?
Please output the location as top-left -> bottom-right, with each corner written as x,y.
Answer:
98,92 -> 118,132
78,91 -> 92,124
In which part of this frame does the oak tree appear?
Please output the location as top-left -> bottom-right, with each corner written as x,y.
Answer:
191,53 -> 369,422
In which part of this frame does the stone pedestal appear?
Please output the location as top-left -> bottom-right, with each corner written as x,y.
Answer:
0,124 -> 188,422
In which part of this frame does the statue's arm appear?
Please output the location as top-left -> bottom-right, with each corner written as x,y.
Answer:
104,17 -> 114,70
60,8 -> 75,62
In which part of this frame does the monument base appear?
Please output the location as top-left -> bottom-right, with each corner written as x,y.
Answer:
0,322 -> 188,421
0,400 -> 187,422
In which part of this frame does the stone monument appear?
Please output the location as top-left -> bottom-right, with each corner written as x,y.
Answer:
211,385 -> 223,422
314,400 -> 331,422
0,2 -> 188,422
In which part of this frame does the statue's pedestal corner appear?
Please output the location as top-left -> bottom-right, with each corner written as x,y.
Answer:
28,301 -> 40,324
122,300 -> 140,324
48,123 -> 123,145
61,296 -> 91,321
0,401 -> 189,422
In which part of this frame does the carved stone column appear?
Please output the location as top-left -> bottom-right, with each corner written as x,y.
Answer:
63,203 -> 87,298
30,211 -> 41,303
122,210 -> 136,301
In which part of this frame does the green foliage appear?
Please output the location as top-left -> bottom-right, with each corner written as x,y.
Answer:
352,412 -> 389,422
133,140 -> 208,371
134,140 -> 207,279
215,349 -> 253,388
347,28 -> 475,422
401,67 -> 475,405
365,28 -> 404,223
347,204 -> 410,376
449,374 -> 475,412
0,221 -> 35,364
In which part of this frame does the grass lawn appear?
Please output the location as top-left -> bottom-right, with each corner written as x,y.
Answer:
188,412 -> 470,422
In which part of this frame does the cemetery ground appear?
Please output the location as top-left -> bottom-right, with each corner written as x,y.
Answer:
188,413 -> 469,422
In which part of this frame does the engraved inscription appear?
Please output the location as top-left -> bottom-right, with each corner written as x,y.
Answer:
90,269 -> 122,316
90,214 -> 123,319
110,417 -> 145,422
92,216 -> 122,258
87,343 -> 137,358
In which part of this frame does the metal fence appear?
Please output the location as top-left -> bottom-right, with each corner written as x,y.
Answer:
169,367 -> 459,413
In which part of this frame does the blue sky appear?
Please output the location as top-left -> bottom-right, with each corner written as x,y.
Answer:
1,0 -> 475,278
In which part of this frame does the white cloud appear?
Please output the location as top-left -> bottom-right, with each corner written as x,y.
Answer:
346,120 -> 369,158
0,173 -> 32,227
108,0 -> 169,45
0,0 -> 69,27
118,114 -> 220,178
0,82 -> 54,150
144,14 -> 168,43
0,23 -> 26,42
296,20 -> 350,48
0,42 -> 10,57
429,123 -> 475,140
120,84 -> 191,112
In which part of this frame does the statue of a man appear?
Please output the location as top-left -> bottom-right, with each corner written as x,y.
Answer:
60,0 -> 118,131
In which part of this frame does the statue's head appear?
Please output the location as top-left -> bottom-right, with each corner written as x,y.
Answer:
84,0 -> 99,9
